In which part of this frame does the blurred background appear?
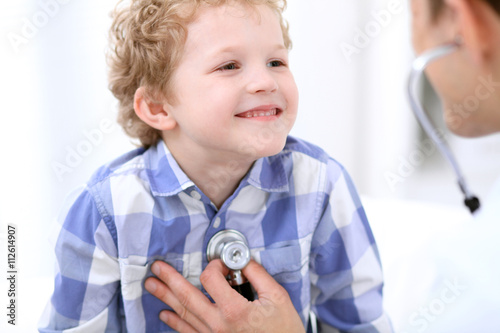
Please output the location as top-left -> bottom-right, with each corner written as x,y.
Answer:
1,0 -> 500,332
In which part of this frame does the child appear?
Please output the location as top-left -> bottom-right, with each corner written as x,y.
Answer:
39,0 -> 392,332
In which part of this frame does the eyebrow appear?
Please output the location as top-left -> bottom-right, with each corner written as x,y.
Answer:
208,43 -> 287,57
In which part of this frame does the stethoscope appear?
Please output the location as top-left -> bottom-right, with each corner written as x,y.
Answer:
206,229 -> 254,300
407,39 -> 481,214
207,230 -> 319,333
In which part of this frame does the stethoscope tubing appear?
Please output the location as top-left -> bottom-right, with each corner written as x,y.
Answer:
407,42 -> 480,213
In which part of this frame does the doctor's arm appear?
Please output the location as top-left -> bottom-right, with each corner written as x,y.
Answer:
145,259 -> 305,333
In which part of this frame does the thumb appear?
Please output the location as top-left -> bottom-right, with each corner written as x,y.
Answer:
242,260 -> 288,301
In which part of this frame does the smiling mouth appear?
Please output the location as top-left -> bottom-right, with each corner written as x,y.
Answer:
235,108 -> 281,118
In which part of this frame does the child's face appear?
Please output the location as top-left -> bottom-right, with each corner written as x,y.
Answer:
162,3 -> 298,163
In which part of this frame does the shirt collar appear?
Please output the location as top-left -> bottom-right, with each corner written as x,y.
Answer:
245,153 -> 289,193
144,140 -> 289,197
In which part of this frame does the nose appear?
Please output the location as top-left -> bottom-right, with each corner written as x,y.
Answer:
246,66 -> 278,94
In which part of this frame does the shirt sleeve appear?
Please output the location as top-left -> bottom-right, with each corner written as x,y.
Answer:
38,185 -> 123,333
309,159 -> 393,333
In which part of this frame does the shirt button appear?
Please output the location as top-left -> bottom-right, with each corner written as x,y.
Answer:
190,190 -> 201,200
213,217 -> 221,229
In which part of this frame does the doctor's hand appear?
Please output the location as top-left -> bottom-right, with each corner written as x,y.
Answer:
144,259 -> 305,333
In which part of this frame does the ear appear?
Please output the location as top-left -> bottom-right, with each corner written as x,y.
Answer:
133,87 -> 177,131
445,0 -> 500,66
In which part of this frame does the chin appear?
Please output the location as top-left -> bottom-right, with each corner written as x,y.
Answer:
264,141 -> 288,157
446,119 -> 495,138
254,135 -> 288,158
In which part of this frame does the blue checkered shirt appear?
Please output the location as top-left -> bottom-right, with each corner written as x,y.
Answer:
39,136 -> 392,332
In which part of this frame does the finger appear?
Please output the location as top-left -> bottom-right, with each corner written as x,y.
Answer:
202,258 -> 230,276
199,260 -> 245,305
242,260 -> 289,303
147,261 -> 215,330
159,310 -> 200,333
144,277 -> 208,332
151,261 -> 213,308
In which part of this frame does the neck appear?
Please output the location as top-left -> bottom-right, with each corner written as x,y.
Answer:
195,160 -> 252,209
164,140 -> 255,209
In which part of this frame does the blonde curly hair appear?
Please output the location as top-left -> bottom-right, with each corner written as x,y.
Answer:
107,0 -> 292,148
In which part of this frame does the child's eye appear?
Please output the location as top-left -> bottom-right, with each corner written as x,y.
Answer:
217,62 -> 239,71
267,60 -> 286,68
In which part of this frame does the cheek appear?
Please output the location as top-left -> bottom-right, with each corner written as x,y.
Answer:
200,79 -> 239,101
411,20 -> 427,54
282,76 -> 299,111
410,0 -> 433,54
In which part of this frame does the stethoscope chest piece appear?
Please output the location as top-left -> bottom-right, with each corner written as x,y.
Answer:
207,229 -> 254,300
207,229 -> 250,271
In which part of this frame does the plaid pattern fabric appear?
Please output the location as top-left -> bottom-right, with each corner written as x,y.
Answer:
39,136 -> 392,332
